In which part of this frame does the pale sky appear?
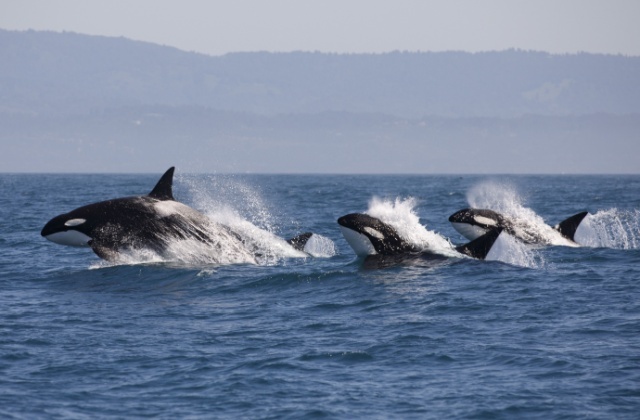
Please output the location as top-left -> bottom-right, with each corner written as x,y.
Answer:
1,0 -> 639,56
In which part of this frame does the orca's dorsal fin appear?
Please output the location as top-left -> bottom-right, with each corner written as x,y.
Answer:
554,211 -> 589,241
148,167 -> 175,201
287,232 -> 314,252
455,228 -> 503,260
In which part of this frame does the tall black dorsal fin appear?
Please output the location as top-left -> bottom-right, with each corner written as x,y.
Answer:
455,228 -> 503,260
148,167 -> 175,200
554,211 -> 589,241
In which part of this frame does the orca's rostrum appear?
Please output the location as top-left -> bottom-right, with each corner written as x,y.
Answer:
41,167 -> 315,262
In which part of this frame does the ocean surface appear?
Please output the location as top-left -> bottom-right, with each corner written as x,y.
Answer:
1,172 -> 639,418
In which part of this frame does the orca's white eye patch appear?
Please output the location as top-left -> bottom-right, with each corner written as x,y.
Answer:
474,215 -> 497,226
64,218 -> 86,227
363,226 -> 385,240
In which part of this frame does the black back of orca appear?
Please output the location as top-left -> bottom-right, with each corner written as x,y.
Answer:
41,167 -> 226,260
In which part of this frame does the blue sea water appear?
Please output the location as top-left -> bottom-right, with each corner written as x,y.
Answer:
1,172 -> 639,418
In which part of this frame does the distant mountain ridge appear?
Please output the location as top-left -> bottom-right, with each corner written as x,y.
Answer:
2,29 -> 640,118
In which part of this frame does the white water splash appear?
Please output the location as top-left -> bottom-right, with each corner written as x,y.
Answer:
466,180 -> 574,247
303,234 -> 338,258
366,196 -> 460,258
485,231 -> 545,269
574,209 -> 640,249
92,175 -> 336,267
365,196 -> 541,267
176,174 -> 335,265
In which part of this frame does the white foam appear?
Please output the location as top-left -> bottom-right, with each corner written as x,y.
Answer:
485,231 -> 545,268
466,180 -> 574,247
366,196 -> 459,258
303,234 -> 338,258
172,174 -> 336,265
89,175 -> 338,267
573,209 -> 640,249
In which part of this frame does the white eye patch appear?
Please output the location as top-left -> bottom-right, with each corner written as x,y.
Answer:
363,226 -> 385,240
64,218 -> 86,227
473,215 -> 498,226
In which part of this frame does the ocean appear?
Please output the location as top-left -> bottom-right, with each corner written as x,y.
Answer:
1,172 -> 639,418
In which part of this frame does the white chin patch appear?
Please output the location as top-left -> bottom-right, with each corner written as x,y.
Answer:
451,222 -> 489,241
45,231 -> 92,247
339,226 -> 377,256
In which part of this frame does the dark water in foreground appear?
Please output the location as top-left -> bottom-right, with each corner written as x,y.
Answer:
1,173 -> 639,418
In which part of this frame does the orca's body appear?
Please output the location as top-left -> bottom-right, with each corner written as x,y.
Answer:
337,213 -> 503,262
448,208 -> 589,245
41,167 -> 314,262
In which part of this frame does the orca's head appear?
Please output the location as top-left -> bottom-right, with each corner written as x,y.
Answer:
41,206 -> 98,247
448,208 -> 506,241
337,213 -> 416,256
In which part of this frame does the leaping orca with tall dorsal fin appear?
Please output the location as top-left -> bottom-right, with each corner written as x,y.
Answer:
448,208 -> 589,246
337,213 -> 504,263
41,167 -> 317,262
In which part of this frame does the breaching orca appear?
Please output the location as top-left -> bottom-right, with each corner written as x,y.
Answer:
41,167 -> 315,262
337,213 -> 504,261
448,208 -> 589,245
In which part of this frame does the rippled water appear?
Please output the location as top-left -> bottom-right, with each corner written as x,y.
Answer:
1,173 -> 639,418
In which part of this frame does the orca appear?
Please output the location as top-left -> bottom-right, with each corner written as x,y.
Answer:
41,167 -> 316,262
448,208 -> 589,245
337,213 -> 504,261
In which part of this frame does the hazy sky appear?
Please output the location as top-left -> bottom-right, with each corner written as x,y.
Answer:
2,0 -> 639,56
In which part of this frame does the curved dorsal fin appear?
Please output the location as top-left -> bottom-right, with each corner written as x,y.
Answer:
554,211 -> 589,241
148,167 -> 175,200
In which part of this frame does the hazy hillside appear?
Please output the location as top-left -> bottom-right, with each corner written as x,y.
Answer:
2,29 -> 640,118
1,30 -> 639,173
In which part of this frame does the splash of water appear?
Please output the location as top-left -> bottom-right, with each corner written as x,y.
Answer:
367,196 -> 459,258
175,174 -> 335,265
466,180 -> 573,247
575,209 -> 640,249
92,174 -> 336,267
366,196 -> 542,268
485,231 -> 545,269
178,174 -> 278,234
303,234 -> 338,258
